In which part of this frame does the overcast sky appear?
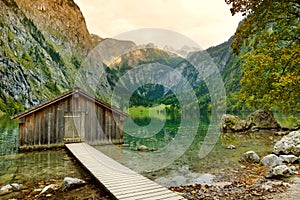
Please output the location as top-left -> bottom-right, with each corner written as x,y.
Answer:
74,0 -> 243,49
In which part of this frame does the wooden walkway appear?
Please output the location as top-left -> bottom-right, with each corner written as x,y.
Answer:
66,143 -> 185,200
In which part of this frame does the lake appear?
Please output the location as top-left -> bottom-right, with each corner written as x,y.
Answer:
0,111 -> 296,188
95,111 -> 294,187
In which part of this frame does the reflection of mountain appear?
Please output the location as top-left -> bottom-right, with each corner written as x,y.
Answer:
0,0 -> 242,114
0,115 -> 18,155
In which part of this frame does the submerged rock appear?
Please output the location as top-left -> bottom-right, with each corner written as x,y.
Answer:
39,184 -> 60,196
273,131 -> 300,156
171,176 -> 187,187
240,151 -> 260,163
226,144 -> 236,149
221,114 -> 250,132
247,110 -> 280,130
267,165 -> 297,178
0,183 -> 22,196
61,177 -> 86,191
155,177 -> 170,186
137,145 -> 148,152
0,184 -> 13,196
11,183 -> 22,190
260,154 -> 283,167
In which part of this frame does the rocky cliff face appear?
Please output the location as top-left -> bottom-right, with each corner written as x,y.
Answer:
14,0 -> 93,55
0,0 -> 110,114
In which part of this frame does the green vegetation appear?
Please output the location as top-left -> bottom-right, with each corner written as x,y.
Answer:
71,56 -> 81,69
129,105 -> 168,119
0,17 -> 5,27
2,0 -> 18,9
44,81 -> 60,95
23,17 -> 65,67
226,0 -> 300,113
0,95 -> 24,116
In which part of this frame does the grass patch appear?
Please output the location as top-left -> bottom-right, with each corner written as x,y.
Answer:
129,104 -> 168,120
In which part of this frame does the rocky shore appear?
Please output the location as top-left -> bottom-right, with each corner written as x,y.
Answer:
171,108 -> 300,199
0,149 -> 111,200
170,163 -> 299,199
0,176 -> 111,200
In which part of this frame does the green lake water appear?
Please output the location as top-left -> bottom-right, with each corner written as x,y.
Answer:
0,114 -> 110,199
95,112 -> 295,187
0,112 -> 297,189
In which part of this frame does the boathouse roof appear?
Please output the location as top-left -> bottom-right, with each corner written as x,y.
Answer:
11,87 -> 128,120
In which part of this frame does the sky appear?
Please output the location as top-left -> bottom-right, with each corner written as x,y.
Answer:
73,0 -> 244,49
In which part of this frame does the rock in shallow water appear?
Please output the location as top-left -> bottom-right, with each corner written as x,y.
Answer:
39,184 -> 60,196
137,145 -> 148,152
0,184 -> 13,196
221,114 -> 249,132
240,151 -> 260,163
171,176 -> 187,186
226,144 -> 236,149
247,110 -> 280,130
155,177 -> 170,186
61,177 -> 86,191
261,154 -> 283,167
0,183 -> 22,196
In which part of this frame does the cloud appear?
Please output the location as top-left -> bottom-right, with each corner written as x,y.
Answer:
74,0 -> 243,49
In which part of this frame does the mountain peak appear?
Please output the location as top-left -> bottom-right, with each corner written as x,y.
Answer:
14,0 -> 93,54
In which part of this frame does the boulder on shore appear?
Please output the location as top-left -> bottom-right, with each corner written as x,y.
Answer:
247,110 -> 280,130
221,114 -> 250,132
273,131 -> 300,156
240,151 -> 260,163
260,154 -> 283,167
279,155 -> 299,163
267,164 -> 297,178
220,110 -> 281,132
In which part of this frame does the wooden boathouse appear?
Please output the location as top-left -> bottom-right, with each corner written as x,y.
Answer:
12,88 -> 128,150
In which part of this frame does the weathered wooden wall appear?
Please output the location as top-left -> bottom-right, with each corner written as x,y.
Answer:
18,93 -> 124,149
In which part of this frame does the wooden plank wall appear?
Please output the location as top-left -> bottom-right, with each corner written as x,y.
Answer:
18,94 -> 125,149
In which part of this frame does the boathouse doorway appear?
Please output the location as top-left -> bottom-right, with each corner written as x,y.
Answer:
64,112 -> 84,143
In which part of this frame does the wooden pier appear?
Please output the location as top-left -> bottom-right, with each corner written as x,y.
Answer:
66,143 -> 185,200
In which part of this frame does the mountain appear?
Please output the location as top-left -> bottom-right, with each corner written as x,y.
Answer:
206,37 -> 241,94
163,45 -> 200,57
0,0 -> 110,114
189,37 -> 242,111
105,36 -> 242,111
0,0 -> 242,115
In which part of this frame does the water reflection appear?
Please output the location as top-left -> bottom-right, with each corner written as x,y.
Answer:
95,113 -> 283,186
0,115 -> 18,156
0,150 -> 89,187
